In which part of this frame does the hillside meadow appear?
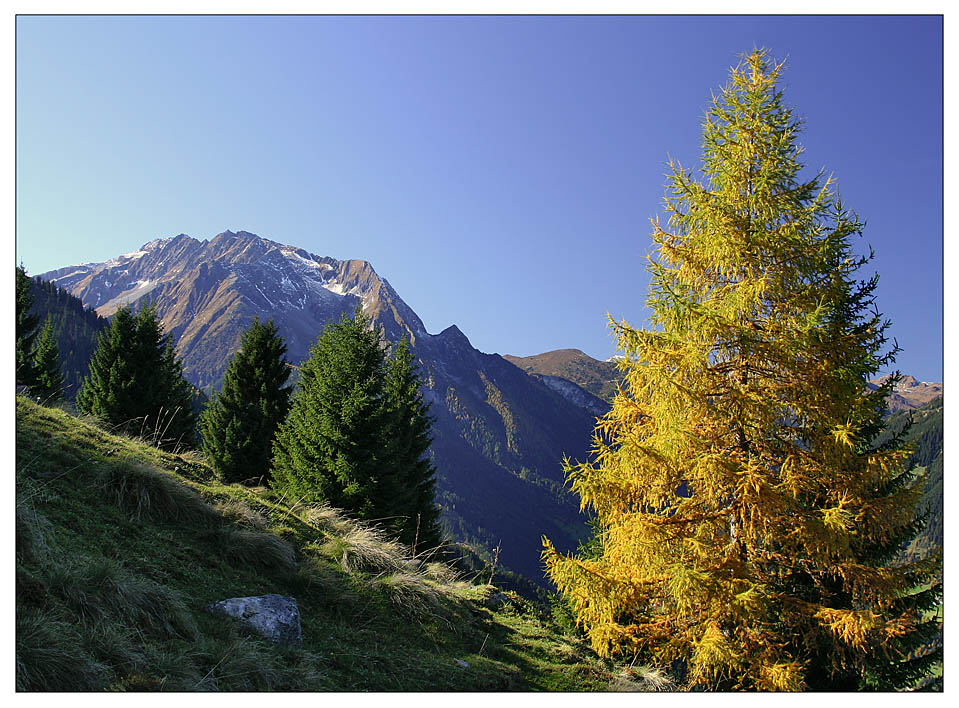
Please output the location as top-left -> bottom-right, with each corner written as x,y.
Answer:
14,394 -> 669,692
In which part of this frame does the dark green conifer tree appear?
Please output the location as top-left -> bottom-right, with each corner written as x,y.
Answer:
381,337 -> 442,553
76,306 -> 139,420
200,318 -> 292,484
77,304 -> 196,449
271,310 -> 388,516
32,316 -> 65,402
16,266 -> 40,387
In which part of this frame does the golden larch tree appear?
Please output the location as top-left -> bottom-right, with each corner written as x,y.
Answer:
543,49 -> 940,691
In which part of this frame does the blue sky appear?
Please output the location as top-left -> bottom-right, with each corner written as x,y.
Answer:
15,15 -> 943,381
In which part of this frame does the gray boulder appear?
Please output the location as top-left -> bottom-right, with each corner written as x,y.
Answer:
207,594 -> 302,647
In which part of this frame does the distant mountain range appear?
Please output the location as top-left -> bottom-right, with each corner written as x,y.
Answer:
38,231 -> 599,584
506,349 -> 942,415
502,349 -> 620,409
868,374 -> 944,413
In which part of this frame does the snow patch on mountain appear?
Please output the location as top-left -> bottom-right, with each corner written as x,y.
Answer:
105,250 -> 150,267
280,247 -> 332,273
253,283 -> 274,308
322,282 -> 347,296
98,279 -> 159,315
141,238 -> 173,251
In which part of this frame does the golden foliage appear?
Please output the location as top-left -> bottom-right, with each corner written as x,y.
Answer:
543,49 -> 934,690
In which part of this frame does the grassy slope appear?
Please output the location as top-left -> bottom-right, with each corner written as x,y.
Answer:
15,395 -> 629,692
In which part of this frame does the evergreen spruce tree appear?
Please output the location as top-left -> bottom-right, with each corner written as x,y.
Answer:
16,266 -> 40,387
135,305 -> 197,448
77,304 -> 196,449
200,318 -> 292,484
76,306 -> 140,421
381,337 -> 443,553
271,310 -> 388,517
32,316 -> 65,402
543,50 -> 939,691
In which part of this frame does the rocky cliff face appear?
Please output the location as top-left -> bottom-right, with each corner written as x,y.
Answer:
41,231 -> 594,583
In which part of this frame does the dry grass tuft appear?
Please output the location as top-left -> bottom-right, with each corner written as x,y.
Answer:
214,499 -> 270,531
421,560 -> 462,585
374,571 -> 445,620
96,459 -> 219,527
301,503 -> 356,535
608,665 -> 676,692
216,527 -> 297,575
315,525 -> 417,576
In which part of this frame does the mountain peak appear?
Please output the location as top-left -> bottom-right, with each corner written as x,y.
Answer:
211,229 -> 262,242
869,373 -> 943,413
439,324 -> 470,344
503,348 -> 621,403
38,230 -> 431,384
141,233 -> 192,251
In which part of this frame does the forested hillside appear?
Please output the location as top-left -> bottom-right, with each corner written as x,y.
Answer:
875,395 -> 944,562
26,275 -> 108,400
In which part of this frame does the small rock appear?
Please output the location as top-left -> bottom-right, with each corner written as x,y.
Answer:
207,593 -> 302,647
485,592 -> 511,610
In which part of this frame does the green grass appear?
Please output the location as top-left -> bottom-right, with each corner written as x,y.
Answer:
15,395 -> 621,692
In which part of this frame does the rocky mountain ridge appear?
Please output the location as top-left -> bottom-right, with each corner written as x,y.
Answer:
503,349 -> 621,404
42,231 -> 425,389
868,374 -> 944,413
